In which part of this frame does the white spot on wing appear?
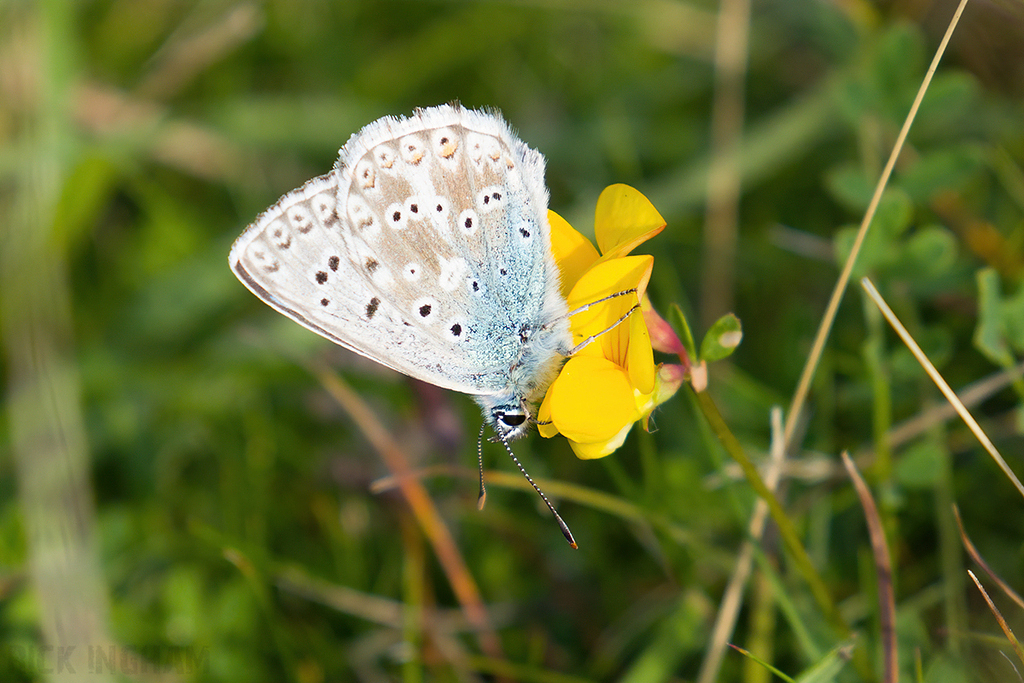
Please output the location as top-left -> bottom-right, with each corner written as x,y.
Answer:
438,257 -> 467,291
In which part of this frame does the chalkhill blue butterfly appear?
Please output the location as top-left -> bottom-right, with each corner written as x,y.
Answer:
231,103 -> 632,547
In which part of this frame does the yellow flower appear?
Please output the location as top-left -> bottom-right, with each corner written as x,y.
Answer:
538,184 -> 681,459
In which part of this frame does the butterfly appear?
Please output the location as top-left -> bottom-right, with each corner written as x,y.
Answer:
229,103 -> 615,547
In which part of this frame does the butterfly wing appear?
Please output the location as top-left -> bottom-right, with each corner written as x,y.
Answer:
229,105 -> 568,397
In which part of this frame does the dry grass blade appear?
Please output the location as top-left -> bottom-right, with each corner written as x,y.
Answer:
313,367 -> 504,663
967,570 -> 1024,668
860,278 -> 1024,500
137,3 -> 263,100
953,506 -> 1024,610
782,0 -> 973,450
842,452 -> 897,683
700,0 -> 751,327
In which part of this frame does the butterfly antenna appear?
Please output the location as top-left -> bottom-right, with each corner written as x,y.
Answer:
494,425 -> 578,549
548,287 -> 641,356
565,287 -> 638,317
567,301 -> 640,356
477,422 -> 487,510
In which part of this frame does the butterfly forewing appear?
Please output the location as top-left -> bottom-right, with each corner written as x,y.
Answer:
229,105 -> 563,398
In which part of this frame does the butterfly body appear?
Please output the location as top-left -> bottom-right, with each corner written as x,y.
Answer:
230,104 -> 571,438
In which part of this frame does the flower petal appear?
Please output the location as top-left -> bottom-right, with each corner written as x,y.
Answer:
536,388 -> 559,438
641,295 -> 686,356
548,209 -> 600,298
626,306 -> 655,395
567,422 -> 633,460
547,356 -> 638,443
594,184 -> 666,260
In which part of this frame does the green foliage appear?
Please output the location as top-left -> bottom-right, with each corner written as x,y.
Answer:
975,268 -> 1024,365
700,313 -> 743,363
3,1 -> 1024,682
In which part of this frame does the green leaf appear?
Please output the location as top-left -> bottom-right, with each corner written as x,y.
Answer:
793,639 -> 856,683
872,188 -> 914,243
895,439 -> 944,489
973,268 -> 1015,367
825,162 -> 875,212
871,22 -> 926,120
912,72 -> 981,141
1002,280 -> 1024,351
700,313 -> 743,362
668,303 -> 698,363
904,226 -> 958,278
833,189 -> 913,277
728,644 -> 795,683
899,146 -> 984,202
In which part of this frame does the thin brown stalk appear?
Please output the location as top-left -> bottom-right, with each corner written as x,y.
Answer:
968,570 -> 1024,668
842,452 -> 897,683
884,360 -> 1024,453
953,506 -> 1024,610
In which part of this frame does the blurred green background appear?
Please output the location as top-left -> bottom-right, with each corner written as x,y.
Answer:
3,0 -> 1024,681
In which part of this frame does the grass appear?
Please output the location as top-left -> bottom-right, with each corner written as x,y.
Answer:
3,0 -> 1024,681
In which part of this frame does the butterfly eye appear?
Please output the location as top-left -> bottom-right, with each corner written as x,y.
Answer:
498,412 -> 526,427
